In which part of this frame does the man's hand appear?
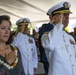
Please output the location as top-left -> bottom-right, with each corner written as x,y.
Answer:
59,13 -> 63,24
50,13 -> 63,25
34,68 -> 37,72
50,19 -> 54,24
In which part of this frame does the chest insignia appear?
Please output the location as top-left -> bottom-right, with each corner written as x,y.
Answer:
28,39 -> 33,43
70,39 -> 74,44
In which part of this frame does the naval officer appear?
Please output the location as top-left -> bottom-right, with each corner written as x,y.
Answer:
12,18 -> 38,75
41,1 -> 76,75
38,13 -> 54,75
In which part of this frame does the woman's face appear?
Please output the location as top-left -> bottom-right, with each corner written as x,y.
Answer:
0,20 -> 11,43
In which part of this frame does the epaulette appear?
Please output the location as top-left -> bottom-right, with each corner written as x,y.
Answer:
27,34 -> 34,38
44,32 -> 49,34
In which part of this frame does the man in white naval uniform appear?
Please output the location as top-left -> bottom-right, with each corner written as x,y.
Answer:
12,18 -> 38,75
41,1 -> 76,75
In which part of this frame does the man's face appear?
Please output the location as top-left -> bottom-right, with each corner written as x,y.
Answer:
18,23 -> 28,33
62,13 -> 69,27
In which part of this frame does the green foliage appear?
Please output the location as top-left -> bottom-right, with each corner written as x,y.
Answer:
13,26 -> 18,31
12,25 -> 35,31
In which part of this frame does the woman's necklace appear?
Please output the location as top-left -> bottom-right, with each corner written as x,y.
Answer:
0,46 -> 18,70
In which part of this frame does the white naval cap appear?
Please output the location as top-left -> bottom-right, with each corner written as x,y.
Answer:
16,18 -> 30,26
47,1 -> 72,16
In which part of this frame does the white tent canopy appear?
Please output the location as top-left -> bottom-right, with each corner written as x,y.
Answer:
0,0 -> 76,27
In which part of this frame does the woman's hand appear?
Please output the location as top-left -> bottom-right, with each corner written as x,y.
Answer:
0,45 -> 10,57
5,51 -> 16,64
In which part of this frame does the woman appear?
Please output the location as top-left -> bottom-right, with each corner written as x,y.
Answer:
0,15 -> 25,75
12,18 -> 38,75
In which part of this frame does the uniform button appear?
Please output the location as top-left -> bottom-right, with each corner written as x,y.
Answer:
67,45 -> 69,47
72,64 -> 74,67
27,49 -> 29,50
63,35 -> 65,37
73,46 -> 75,47
61,47 -> 63,49
70,54 -> 72,57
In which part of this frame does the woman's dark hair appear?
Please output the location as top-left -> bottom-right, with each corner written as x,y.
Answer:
0,15 -> 11,25
0,15 -> 13,44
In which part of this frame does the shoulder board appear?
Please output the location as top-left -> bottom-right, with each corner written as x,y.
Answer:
44,32 -> 49,34
27,34 -> 34,38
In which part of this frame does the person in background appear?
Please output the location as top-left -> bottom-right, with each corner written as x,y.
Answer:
38,22 -> 54,74
72,27 -> 76,42
0,15 -> 25,75
33,29 -> 39,48
38,7 -> 55,75
41,1 -> 76,75
15,18 -> 30,35
12,18 -> 38,75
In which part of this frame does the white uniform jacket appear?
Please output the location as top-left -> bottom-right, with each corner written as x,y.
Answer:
12,32 -> 38,75
41,23 -> 76,75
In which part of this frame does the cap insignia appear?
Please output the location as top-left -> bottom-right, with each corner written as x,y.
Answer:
63,2 -> 69,8
24,20 -> 26,23
44,32 -> 49,34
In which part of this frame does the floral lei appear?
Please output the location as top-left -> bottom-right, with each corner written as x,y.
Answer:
0,46 -> 18,70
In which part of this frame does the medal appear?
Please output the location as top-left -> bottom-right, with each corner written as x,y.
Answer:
70,39 -> 74,44
28,38 -> 33,43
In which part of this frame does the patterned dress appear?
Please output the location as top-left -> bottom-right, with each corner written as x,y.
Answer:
0,45 -> 25,75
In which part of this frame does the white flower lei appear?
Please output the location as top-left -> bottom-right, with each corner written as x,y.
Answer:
0,46 -> 18,70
